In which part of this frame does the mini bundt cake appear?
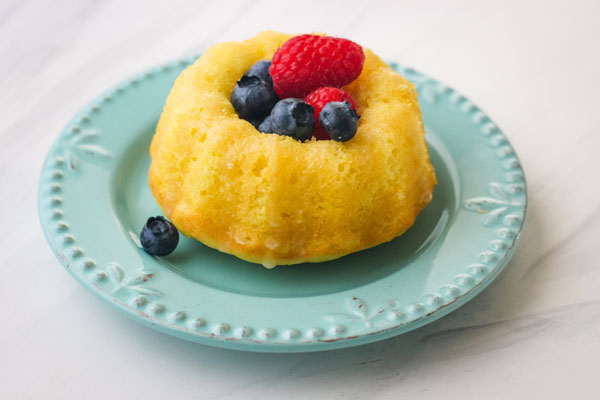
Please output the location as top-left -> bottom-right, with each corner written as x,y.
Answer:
149,31 -> 436,268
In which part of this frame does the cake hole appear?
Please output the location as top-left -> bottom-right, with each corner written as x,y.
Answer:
228,161 -> 242,176
252,155 -> 267,176
191,127 -> 206,143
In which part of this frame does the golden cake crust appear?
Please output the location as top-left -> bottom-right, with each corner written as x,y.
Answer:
149,31 -> 436,267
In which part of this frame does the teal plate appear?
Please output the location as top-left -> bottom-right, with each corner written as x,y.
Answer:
38,57 -> 527,352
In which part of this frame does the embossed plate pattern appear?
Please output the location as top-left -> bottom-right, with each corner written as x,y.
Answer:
38,57 -> 527,352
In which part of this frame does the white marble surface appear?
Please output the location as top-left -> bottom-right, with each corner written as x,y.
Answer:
1,0 -> 599,398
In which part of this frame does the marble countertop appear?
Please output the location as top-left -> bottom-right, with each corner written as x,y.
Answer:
1,0 -> 599,398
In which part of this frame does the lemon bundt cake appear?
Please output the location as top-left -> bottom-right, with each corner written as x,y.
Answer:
149,31 -> 436,268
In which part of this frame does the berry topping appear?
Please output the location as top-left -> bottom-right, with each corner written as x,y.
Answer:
305,87 -> 357,140
246,60 -> 273,86
231,75 -> 278,122
269,98 -> 315,142
140,216 -> 179,256
257,115 -> 272,133
270,35 -> 365,98
319,101 -> 359,142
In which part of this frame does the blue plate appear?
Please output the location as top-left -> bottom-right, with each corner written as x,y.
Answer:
38,57 -> 527,352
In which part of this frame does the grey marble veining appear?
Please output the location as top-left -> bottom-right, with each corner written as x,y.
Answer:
1,0 -> 599,399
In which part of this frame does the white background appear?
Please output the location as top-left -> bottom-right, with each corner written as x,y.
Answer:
2,0 -> 600,398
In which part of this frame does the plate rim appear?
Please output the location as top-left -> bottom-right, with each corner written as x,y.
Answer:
38,56 -> 527,352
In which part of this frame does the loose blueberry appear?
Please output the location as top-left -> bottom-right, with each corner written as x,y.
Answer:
140,216 -> 179,256
319,101 -> 359,142
231,75 -> 278,121
269,98 -> 315,141
246,60 -> 273,86
258,115 -> 272,133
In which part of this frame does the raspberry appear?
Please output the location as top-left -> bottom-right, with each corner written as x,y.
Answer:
270,35 -> 365,98
305,87 -> 357,140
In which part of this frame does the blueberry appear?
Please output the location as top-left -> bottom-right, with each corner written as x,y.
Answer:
140,216 -> 179,256
269,98 -> 315,141
231,75 -> 278,121
258,115 -> 272,133
248,119 -> 263,130
319,101 -> 359,142
246,60 -> 273,86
